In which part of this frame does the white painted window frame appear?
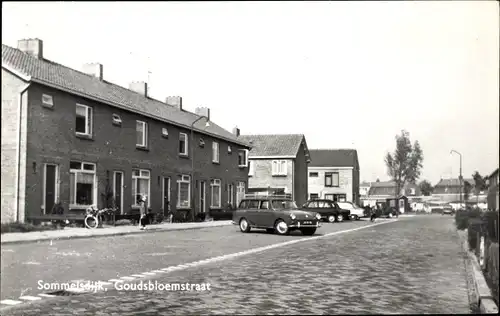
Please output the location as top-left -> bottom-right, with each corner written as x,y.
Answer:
210,179 -> 222,208
179,133 -> 188,155
212,142 -> 220,163
136,120 -> 148,147
177,175 -> 191,208
75,104 -> 93,136
132,169 -> 151,207
70,161 -> 97,208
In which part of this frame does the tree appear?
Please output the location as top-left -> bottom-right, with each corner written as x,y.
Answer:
385,130 -> 424,197
472,171 -> 488,203
419,180 -> 433,196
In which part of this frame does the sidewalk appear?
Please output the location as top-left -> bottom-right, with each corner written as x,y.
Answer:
0,220 -> 233,245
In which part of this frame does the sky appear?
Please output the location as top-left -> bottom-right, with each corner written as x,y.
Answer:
2,1 -> 498,185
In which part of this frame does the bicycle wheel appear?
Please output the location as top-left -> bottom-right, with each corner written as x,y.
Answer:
84,215 -> 99,229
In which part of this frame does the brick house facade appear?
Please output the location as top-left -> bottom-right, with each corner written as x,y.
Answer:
1,39 -> 251,223
238,134 -> 310,207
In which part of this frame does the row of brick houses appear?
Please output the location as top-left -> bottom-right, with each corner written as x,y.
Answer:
1,38 -> 364,224
1,39 -> 252,223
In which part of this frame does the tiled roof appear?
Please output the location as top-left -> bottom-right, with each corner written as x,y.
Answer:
238,134 -> 306,157
367,182 -> 420,196
435,178 -> 474,187
308,149 -> 358,168
1,43 -> 250,148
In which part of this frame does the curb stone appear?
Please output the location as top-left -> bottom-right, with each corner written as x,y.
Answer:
458,229 -> 499,314
0,221 -> 233,246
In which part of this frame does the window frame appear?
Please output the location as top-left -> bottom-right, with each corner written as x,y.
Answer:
309,172 -> 319,177
75,104 -> 93,136
212,142 -> 220,163
238,149 -> 249,167
271,160 -> 287,176
176,174 -> 191,208
136,120 -> 148,148
248,160 -> 255,176
325,172 -> 339,187
132,169 -> 151,207
179,133 -> 188,156
69,161 -> 97,208
210,179 -> 222,208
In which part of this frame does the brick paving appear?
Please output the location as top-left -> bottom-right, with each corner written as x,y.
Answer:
2,216 -> 473,315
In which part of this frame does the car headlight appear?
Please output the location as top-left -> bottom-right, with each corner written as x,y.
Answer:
315,213 -> 321,220
290,214 -> 296,220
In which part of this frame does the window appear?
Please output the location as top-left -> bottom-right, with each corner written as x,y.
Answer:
310,193 -> 319,200
248,161 -> 255,176
212,142 -> 219,163
112,114 -> 122,126
309,172 -> 319,177
260,201 -> 269,209
179,133 -> 188,155
136,121 -> 148,147
247,200 -> 260,209
75,104 -> 92,136
238,149 -> 249,167
228,184 -> 234,206
306,201 -> 319,208
325,172 -> 339,187
236,182 -> 246,206
325,194 -> 335,201
42,94 -> 54,108
410,188 -> 416,195
238,200 -> 248,209
272,160 -> 287,176
132,169 -> 150,207
70,161 -> 96,207
162,128 -> 169,138
177,175 -> 191,208
210,179 -> 221,208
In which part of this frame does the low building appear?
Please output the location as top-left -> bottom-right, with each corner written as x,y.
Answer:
361,180 -> 420,207
237,134 -> 310,207
1,38 -> 251,223
307,149 -> 360,204
432,178 -> 486,203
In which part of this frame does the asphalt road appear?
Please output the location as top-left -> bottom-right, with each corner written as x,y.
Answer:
1,215 -> 473,315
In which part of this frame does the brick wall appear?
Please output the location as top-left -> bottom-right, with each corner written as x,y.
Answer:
1,69 -> 28,223
248,159 -> 294,194
23,83 -> 248,218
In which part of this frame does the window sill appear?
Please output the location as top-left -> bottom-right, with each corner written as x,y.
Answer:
272,174 -> 287,177
136,146 -> 149,152
75,133 -> 93,141
179,154 -> 189,159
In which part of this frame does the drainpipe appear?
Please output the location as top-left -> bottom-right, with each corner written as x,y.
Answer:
16,83 -> 31,222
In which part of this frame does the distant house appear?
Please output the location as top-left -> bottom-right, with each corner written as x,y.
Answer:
432,178 -> 485,203
238,134 -> 310,207
359,181 -> 372,197
487,168 -> 499,211
307,149 -> 360,204
360,180 -> 420,206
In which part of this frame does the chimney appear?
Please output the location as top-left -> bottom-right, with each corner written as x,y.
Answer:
17,38 -> 43,59
82,63 -> 103,80
129,81 -> 148,97
195,107 -> 210,120
166,96 -> 182,110
232,126 -> 240,137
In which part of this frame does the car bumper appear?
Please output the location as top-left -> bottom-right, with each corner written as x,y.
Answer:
289,221 -> 321,228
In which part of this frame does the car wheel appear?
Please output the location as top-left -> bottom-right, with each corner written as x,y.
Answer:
336,215 -> 344,223
266,228 -> 275,234
388,213 -> 393,218
301,228 -> 316,236
351,215 -> 359,221
274,219 -> 290,235
327,215 -> 336,223
239,218 -> 251,233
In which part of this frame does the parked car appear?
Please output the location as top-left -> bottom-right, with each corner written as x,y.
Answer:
301,199 -> 351,223
232,195 -> 322,236
442,204 -> 454,215
375,202 -> 400,218
337,202 -> 365,220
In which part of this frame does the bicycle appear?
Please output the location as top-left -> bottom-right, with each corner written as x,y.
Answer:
84,206 -> 116,229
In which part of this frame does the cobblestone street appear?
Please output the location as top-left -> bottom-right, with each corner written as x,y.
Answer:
2,216 -> 473,315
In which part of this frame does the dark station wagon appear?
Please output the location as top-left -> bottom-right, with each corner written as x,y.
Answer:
301,199 -> 351,223
232,195 -> 322,236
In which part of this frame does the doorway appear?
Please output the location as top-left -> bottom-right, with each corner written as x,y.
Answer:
162,177 -> 171,214
113,171 -> 124,214
199,181 -> 206,213
43,164 -> 59,214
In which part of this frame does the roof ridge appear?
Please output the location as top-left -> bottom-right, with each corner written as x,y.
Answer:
309,148 -> 357,151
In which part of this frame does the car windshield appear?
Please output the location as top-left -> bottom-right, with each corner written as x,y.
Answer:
337,202 -> 354,209
272,200 -> 298,209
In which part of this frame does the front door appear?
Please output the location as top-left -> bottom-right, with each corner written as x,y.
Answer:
44,164 -> 58,214
163,177 -> 171,214
199,181 -> 206,213
113,171 -> 123,214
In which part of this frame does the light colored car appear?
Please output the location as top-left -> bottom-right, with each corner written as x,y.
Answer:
337,202 -> 365,220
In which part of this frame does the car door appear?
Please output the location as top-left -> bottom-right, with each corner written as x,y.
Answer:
245,200 -> 260,226
255,200 -> 271,227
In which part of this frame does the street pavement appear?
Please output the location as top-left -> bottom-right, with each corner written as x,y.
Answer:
1,215 -> 474,315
